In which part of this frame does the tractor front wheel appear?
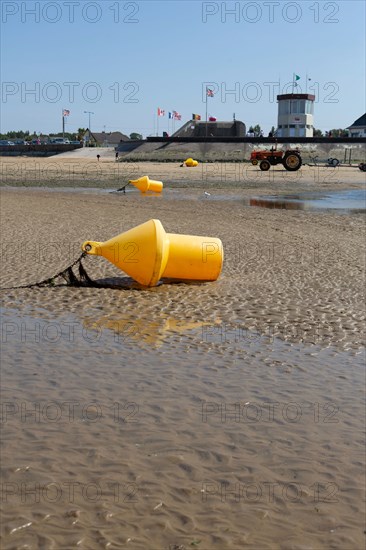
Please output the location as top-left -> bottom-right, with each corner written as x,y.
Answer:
260,160 -> 271,171
283,152 -> 302,171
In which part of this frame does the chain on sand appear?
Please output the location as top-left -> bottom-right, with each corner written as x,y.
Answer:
0,252 -> 103,291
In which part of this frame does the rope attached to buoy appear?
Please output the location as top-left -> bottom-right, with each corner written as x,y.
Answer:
113,183 -> 130,193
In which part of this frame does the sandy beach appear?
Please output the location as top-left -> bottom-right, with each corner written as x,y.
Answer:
1,157 -> 365,549
1,154 -> 365,191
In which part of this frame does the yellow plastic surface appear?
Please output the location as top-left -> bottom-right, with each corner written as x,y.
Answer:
82,219 -> 169,286
164,233 -> 222,281
82,219 -> 223,287
129,175 -> 163,193
184,158 -> 198,167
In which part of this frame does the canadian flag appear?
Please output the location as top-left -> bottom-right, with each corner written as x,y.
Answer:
157,108 -> 165,117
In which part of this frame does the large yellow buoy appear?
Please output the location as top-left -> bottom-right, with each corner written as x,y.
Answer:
129,176 -> 163,193
82,219 -> 223,287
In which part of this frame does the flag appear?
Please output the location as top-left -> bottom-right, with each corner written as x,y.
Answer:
168,112 -> 173,119
192,113 -> 201,120
209,116 -> 217,122
173,111 -> 181,120
63,109 -> 70,116
206,88 -> 214,97
157,108 -> 165,117
295,75 -> 300,81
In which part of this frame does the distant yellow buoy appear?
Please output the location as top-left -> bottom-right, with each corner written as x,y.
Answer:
129,176 -> 163,193
82,219 -> 223,287
184,158 -> 198,167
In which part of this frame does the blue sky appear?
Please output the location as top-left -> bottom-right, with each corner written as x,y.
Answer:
1,0 -> 365,136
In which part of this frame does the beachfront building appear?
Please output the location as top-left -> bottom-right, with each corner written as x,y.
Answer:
347,114 -> 366,138
172,120 -> 246,138
83,130 -> 130,147
276,94 -> 315,138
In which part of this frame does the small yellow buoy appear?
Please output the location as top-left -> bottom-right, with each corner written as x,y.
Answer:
82,219 -> 223,287
129,176 -> 163,193
184,158 -> 198,167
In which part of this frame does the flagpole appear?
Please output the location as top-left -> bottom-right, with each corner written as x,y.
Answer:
62,109 -> 65,138
205,87 -> 208,139
156,109 -> 159,137
292,73 -> 295,94
306,73 -> 308,93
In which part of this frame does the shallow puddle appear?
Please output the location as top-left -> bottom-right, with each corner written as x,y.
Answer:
247,189 -> 366,213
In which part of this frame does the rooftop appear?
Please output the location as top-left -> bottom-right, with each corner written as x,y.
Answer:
348,113 -> 366,128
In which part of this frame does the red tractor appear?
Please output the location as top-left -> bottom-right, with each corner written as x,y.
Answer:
250,147 -> 302,171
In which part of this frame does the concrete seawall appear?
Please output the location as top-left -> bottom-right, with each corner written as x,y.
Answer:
115,140 -> 366,163
0,144 -> 83,157
2,141 -> 364,163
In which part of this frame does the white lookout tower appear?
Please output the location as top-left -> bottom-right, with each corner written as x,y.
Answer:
276,93 -> 315,138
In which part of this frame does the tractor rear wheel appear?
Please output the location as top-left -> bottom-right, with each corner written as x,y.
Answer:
260,160 -> 271,171
328,157 -> 339,167
283,152 -> 302,171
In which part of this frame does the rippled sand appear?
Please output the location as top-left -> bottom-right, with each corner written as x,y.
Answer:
1,177 -> 365,549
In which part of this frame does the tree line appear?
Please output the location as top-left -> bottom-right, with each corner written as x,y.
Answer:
0,129 -> 86,141
1,127 -> 350,141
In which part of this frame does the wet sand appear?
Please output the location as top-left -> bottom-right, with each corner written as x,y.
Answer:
0,160 -> 365,549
